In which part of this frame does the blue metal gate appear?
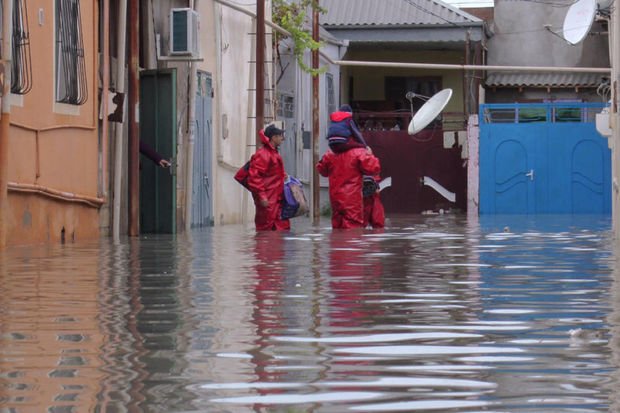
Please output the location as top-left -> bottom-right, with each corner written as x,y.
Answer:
479,103 -> 610,214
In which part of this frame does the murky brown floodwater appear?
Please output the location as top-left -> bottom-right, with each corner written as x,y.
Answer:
1,214 -> 619,413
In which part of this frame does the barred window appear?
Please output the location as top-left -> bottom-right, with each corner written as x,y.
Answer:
11,0 -> 32,94
277,93 -> 294,118
0,0 -> 32,94
56,0 -> 87,105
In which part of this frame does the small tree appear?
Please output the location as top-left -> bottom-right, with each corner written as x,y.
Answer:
272,0 -> 326,76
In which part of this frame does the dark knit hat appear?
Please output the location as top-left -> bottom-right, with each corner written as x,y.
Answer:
339,104 -> 352,112
264,124 -> 284,138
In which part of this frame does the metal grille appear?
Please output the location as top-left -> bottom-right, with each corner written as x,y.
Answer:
56,0 -> 88,105
11,0 -> 31,94
480,103 -> 607,125
277,93 -> 294,118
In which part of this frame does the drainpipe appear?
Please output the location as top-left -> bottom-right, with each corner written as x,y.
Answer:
184,0 -> 198,232
0,0 -> 14,248
311,3 -> 320,225
100,0 -> 110,204
112,0 -> 128,240
256,0 -> 265,140
243,18 -> 257,223
464,30 -> 470,115
128,0 -> 140,236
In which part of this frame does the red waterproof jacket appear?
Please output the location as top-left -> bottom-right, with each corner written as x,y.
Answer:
316,147 -> 380,229
247,130 -> 290,231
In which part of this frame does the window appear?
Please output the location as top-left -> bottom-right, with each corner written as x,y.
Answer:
326,72 -> 336,115
56,0 -> 87,105
385,76 -> 441,111
277,93 -> 294,118
10,0 -> 32,95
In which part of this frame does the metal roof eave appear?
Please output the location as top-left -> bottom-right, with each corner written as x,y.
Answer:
485,72 -> 608,88
324,26 -> 484,43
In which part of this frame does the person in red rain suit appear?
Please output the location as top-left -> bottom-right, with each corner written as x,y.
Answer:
316,146 -> 380,229
247,125 -> 291,231
326,104 -> 367,153
363,175 -> 385,229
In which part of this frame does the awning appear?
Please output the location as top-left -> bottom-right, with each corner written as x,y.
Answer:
485,72 -> 608,88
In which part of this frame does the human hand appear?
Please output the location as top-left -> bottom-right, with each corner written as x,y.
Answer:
159,159 -> 171,168
366,146 -> 373,154
259,199 -> 269,208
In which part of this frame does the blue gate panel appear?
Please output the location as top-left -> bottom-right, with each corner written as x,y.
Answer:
495,140 -> 529,213
479,103 -> 610,215
571,140 -> 607,213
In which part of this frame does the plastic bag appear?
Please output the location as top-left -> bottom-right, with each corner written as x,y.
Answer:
281,176 -> 308,219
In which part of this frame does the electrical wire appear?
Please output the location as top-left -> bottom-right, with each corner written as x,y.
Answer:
402,0 -> 464,27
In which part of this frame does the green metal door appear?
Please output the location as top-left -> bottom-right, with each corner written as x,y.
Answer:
140,69 -> 177,233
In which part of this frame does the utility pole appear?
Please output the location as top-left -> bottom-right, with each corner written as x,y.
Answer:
128,0 -> 140,236
312,2 -> 320,225
256,0 -> 265,143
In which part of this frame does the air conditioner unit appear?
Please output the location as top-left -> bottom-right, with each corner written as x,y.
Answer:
169,8 -> 199,56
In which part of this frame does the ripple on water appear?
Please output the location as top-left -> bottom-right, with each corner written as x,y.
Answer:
0,217 -> 616,412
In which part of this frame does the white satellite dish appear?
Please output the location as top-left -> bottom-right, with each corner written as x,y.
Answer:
407,88 -> 453,135
562,0 -> 596,45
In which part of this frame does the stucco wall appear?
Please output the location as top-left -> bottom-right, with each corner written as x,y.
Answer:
488,0 -> 609,68
7,1 -> 100,245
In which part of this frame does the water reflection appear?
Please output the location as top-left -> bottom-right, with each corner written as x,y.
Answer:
0,215 -> 618,412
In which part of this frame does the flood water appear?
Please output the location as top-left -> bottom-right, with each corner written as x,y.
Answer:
2,214 -> 620,412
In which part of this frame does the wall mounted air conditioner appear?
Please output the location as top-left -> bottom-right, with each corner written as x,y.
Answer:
169,8 -> 199,56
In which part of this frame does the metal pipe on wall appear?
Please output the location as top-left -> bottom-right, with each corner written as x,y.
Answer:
311,3 -> 320,225
185,0 -> 198,232
128,0 -> 140,236
256,0 -> 265,141
100,0 -> 110,201
336,60 -> 610,73
0,0 -> 14,248
8,182 -> 105,208
112,0 -> 128,240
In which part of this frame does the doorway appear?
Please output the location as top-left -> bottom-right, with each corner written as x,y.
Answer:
139,69 -> 177,233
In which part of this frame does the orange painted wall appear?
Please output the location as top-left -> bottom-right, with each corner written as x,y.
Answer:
7,1 -> 102,245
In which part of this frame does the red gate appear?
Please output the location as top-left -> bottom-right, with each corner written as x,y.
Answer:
364,129 -> 467,214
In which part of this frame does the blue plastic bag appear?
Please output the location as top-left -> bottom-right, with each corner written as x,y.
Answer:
281,176 -> 308,219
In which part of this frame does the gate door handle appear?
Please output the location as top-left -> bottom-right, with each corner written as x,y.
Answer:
525,169 -> 534,181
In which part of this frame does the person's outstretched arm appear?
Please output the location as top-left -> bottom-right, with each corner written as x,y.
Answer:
140,140 -> 171,168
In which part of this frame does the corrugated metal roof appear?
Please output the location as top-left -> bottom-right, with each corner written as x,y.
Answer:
485,72 -> 607,88
321,0 -> 481,27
